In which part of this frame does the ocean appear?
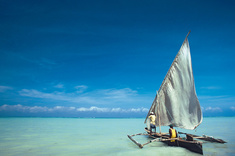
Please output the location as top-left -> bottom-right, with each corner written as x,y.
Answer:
0,117 -> 234,156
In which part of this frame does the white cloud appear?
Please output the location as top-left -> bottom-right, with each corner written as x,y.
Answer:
111,108 -> 122,112
29,106 -> 49,113
0,104 -> 149,114
0,86 -> 13,92
0,104 -> 48,113
102,88 -> 137,99
202,106 -> 223,112
75,85 -> 88,93
77,106 -> 110,112
230,106 -> 235,111
200,86 -> 220,90
198,95 -> 227,101
54,84 -> 64,89
19,89 -> 72,101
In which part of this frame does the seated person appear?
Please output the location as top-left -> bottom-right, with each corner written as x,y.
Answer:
169,124 -> 178,145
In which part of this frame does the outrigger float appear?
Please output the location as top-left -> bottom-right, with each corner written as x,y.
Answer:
127,32 -> 226,155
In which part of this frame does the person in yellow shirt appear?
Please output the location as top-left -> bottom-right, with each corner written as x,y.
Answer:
148,112 -> 156,135
169,124 -> 178,145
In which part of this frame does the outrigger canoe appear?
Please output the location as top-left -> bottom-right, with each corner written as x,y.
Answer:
127,31 -> 226,155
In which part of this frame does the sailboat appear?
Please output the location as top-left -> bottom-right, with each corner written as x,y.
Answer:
127,31 -> 226,155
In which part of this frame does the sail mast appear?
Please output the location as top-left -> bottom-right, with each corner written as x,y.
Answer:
157,98 -> 161,133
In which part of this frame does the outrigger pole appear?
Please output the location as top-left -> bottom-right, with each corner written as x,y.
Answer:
127,133 -> 180,149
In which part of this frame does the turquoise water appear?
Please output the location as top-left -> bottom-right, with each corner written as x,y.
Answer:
0,117 -> 234,156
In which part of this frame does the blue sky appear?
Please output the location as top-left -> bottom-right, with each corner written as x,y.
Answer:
0,0 -> 235,117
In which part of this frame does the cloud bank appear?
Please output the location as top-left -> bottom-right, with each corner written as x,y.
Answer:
0,104 -> 148,113
1,85 -> 234,117
0,104 -> 149,117
18,87 -> 145,106
1,104 -> 234,117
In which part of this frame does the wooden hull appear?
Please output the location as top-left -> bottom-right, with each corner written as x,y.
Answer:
164,139 -> 203,155
145,128 -> 203,155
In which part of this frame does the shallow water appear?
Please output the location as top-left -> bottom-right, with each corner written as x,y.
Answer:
0,117 -> 234,156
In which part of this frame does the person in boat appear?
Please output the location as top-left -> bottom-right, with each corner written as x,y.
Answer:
168,124 -> 178,146
148,112 -> 156,135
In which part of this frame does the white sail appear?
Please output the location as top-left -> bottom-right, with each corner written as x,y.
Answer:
145,35 -> 202,130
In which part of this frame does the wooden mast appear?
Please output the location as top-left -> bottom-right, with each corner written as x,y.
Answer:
157,95 -> 161,134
